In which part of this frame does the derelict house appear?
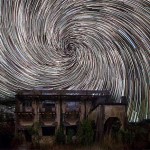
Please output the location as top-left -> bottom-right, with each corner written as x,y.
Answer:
15,89 -> 127,142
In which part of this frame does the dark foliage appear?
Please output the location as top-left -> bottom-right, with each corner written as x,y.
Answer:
77,119 -> 94,146
0,123 -> 15,148
55,126 -> 66,144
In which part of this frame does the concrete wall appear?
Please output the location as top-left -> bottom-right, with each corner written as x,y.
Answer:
16,98 -> 127,142
16,99 -> 85,132
88,104 -> 127,140
104,105 -> 126,128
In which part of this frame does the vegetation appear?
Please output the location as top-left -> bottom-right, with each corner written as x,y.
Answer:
55,126 -> 65,144
101,122 -> 150,150
119,129 -> 135,145
0,103 -> 150,150
0,122 -> 15,148
11,132 -> 25,148
28,122 -> 41,147
66,129 -> 74,144
77,119 -> 94,146
55,119 -> 94,146
0,99 -> 15,105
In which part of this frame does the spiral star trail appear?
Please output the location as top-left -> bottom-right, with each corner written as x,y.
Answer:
0,0 -> 150,122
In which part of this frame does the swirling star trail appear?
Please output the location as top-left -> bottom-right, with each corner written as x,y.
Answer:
0,0 -> 150,122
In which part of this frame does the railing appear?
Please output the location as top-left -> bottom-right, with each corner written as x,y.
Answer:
64,111 -> 80,121
39,112 -> 56,122
16,108 -> 34,121
39,106 -> 56,123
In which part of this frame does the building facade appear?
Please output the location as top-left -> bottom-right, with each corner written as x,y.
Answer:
15,90 -> 127,142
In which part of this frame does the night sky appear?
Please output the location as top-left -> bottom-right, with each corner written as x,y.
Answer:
0,0 -> 150,121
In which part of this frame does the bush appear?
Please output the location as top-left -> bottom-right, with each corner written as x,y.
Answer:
55,126 -> 65,144
0,123 -> 14,148
101,135 -> 124,150
11,133 -> 24,148
66,129 -> 74,144
27,122 -> 40,147
77,119 -> 94,146
119,129 -> 135,145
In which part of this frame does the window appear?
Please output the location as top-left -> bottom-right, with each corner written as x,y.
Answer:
66,102 -> 80,111
22,101 -> 32,112
42,101 -> 56,112
42,127 -> 55,136
23,101 -> 32,107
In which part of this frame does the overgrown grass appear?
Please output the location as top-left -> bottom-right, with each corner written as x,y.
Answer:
39,144 -> 103,150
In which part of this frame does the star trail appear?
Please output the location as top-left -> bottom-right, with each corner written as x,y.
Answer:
0,0 -> 150,121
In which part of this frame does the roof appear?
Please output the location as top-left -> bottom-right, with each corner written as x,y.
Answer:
16,90 -> 110,96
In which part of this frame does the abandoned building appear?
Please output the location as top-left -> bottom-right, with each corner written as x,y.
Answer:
15,89 -> 128,141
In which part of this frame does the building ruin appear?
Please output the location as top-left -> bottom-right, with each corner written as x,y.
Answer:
15,90 -> 127,142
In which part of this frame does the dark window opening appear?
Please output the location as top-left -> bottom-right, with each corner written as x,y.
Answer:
66,102 -> 80,112
24,130 -> 32,142
23,101 -> 32,107
22,101 -> 32,112
42,101 -> 56,112
42,127 -> 55,136
66,126 -> 77,136
104,117 -> 121,135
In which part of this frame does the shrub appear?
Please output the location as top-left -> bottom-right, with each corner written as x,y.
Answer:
77,119 -> 94,146
66,129 -> 74,144
55,126 -> 65,144
101,135 -> 124,150
0,123 -> 14,148
11,133 -> 24,148
27,122 -> 40,147
119,129 -> 135,146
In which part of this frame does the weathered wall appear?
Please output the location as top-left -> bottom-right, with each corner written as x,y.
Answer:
104,105 -> 126,128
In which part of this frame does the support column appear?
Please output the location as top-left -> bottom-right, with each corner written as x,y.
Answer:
15,99 -> 20,135
80,100 -> 85,122
59,95 -> 62,127
33,99 -> 38,123
56,101 -> 60,130
96,105 -> 104,142
84,99 -> 86,119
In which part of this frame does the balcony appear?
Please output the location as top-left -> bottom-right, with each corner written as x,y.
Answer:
65,111 -> 80,120
16,107 -> 34,121
39,107 -> 56,124
64,106 -> 80,124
